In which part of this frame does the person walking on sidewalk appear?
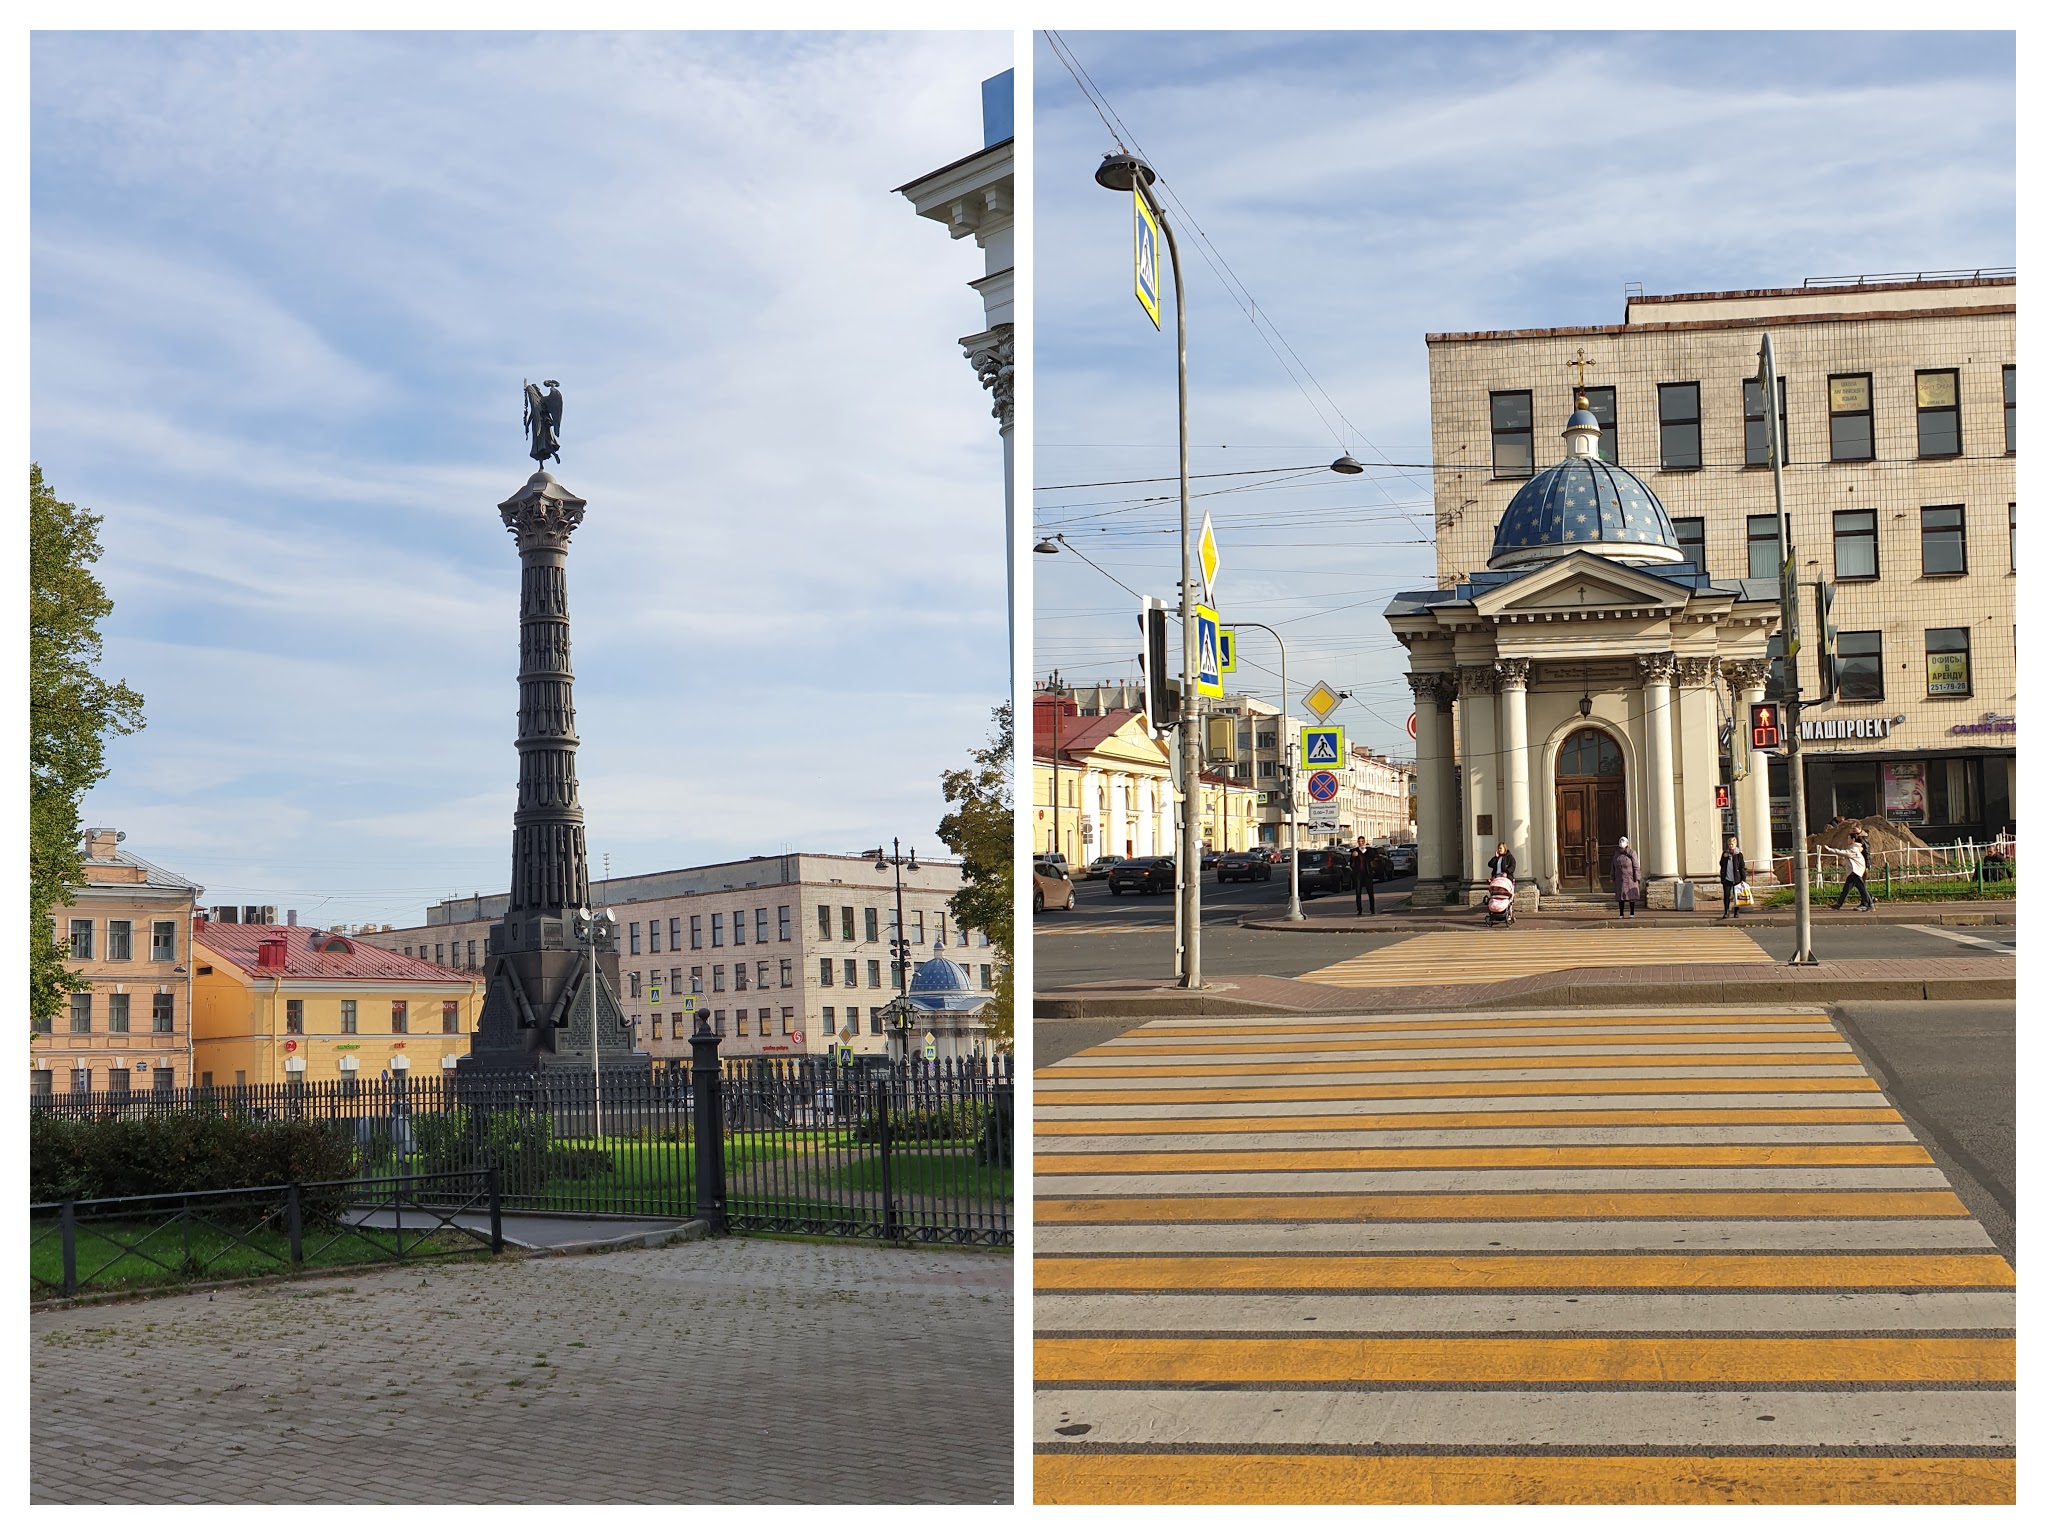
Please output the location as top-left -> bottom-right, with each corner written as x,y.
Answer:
1718,835 -> 1748,919
1834,832 -> 1875,912
1611,836 -> 1642,918
1353,835 -> 1376,916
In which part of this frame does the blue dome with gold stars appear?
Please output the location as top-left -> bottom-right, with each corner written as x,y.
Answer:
1487,401 -> 1682,571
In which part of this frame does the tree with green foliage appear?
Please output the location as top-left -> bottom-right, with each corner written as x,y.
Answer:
30,465 -> 145,1022
937,703 -> 1013,1052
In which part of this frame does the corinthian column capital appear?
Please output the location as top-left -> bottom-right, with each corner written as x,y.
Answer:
1722,657 -> 1773,693
961,324 -> 1014,431
1496,656 -> 1531,689
1636,650 -> 1679,686
1674,655 -> 1719,688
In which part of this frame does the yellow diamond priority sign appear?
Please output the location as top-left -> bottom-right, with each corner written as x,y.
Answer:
1197,510 -> 1221,604
1301,679 -> 1343,723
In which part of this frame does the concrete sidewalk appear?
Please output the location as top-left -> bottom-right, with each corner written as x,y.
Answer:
1244,897 -> 2014,934
1037,956 -> 2014,1020
32,1236 -> 1013,1503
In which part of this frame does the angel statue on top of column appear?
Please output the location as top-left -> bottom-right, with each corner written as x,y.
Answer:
524,379 -> 564,465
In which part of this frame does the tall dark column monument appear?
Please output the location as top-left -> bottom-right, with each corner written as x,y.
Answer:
459,385 -> 640,1078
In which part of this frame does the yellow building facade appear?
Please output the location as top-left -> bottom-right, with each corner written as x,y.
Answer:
192,923 -> 482,1088
1196,773 -> 1262,853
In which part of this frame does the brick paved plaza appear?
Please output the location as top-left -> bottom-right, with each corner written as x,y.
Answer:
32,1237 -> 1013,1504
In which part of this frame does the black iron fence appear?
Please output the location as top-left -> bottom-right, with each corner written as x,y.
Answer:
31,1051 -> 1013,1248
31,1170 -> 502,1299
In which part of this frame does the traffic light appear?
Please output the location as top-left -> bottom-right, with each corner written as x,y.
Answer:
1749,701 -> 1784,753
1275,764 -> 1295,812
1814,580 -> 1838,700
1137,596 -> 1179,730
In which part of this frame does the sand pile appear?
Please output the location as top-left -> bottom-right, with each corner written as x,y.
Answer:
1806,815 -> 1931,857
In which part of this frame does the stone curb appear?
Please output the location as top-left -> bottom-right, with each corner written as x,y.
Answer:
513,1218 -> 711,1256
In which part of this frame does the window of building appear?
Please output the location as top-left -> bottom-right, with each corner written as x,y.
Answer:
712,1010 -> 726,1038
726,909 -> 741,947
1916,369 -> 1961,457
864,907 -> 879,942
843,958 -> 856,987
1921,505 -> 1966,575
69,992 -> 91,1033
980,964 -> 993,989
2004,365 -> 2016,454
285,999 -> 303,1034
1489,390 -> 1533,478
867,959 -> 881,989
663,917 -> 676,951
72,1067 -> 92,1095
734,1009 -> 748,1037
391,1000 -> 408,1034
647,920 -> 660,954
734,963 -> 748,992
628,921 -> 641,954
1744,374 -> 1788,466
936,912 -> 948,946
819,958 -> 834,987
1580,385 -> 1617,463
912,910 -> 925,943
467,940 -> 477,969
442,1001 -> 460,1034
435,944 -> 445,966
1658,382 -> 1701,469
403,946 -> 412,958
107,920 -> 132,961
1926,628 -> 1971,697
31,1069 -> 52,1098
690,915 -> 702,949
341,999 -> 357,1035
152,921 -> 176,962
781,1007 -> 794,1035
710,913 -> 723,947
1828,374 -> 1874,461
670,967 -> 683,995
690,966 -> 703,995
1828,630 -> 1884,702
835,906 -> 850,942
777,905 -> 791,942
2010,503 -> 2017,573
1833,510 -> 1878,580
152,992 -> 173,1032
69,919 -> 92,960
627,971 -> 641,1000
1671,517 -> 1705,571
779,958 -> 792,988
751,961 -> 765,990
153,1066 -> 174,1094
1746,515 -> 1781,581
711,964 -> 725,993
1258,759 -> 1275,779
108,993 -> 130,1033
891,961 -> 905,990
846,1006 -> 860,1035
1256,729 -> 1276,749
755,909 -> 768,944
104,1066 -> 130,1096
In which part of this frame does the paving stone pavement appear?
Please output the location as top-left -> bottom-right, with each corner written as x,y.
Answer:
33,1237 -> 1013,1503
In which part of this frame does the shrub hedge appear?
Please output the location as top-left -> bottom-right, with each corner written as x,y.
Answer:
30,1112 -> 358,1216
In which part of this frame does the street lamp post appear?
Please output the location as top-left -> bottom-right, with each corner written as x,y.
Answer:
1096,149 -> 1201,989
1229,620 -> 1302,922
577,903 -> 615,1146
1759,333 -> 1817,964
1043,670 -> 1068,861
875,839 -> 918,1061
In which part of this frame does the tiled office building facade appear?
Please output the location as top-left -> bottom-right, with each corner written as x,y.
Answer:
359,853 -> 990,1059
1426,275 -> 2015,844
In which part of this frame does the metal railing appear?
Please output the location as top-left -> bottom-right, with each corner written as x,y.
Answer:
30,1169 -> 501,1299
1771,839 -> 2016,897
31,1049 -> 1014,1248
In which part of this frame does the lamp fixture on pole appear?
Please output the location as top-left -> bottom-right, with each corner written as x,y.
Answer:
875,838 -> 918,1060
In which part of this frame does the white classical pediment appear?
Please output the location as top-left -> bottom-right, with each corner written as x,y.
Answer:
1472,553 -> 1693,619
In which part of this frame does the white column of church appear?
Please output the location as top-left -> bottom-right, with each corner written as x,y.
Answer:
1498,658 -> 1532,876
1641,652 -> 1680,879
1457,665 -> 1499,886
1729,661 -> 1776,878
1407,673 -> 1444,885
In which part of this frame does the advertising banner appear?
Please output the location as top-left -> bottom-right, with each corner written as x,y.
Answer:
1882,761 -> 1928,824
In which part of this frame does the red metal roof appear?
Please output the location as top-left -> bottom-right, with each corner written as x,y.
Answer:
196,924 -> 475,984
1034,707 -> 1144,762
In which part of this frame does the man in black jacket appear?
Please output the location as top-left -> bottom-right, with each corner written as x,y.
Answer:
1719,835 -> 1748,919
1353,836 -> 1376,916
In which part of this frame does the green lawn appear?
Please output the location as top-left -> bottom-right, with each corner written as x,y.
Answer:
31,1216 -> 487,1298
828,1146 -> 1013,1202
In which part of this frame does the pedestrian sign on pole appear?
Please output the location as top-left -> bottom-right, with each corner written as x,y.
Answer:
1301,680 -> 1344,723
1301,725 -> 1345,768
1218,629 -> 1236,673
680,994 -> 697,1017
1197,510 -> 1221,604
1307,770 -> 1340,803
1194,604 -> 1224,699
1132,185 -> 1162,330
648,981 -> 661,1005
837,1042 -> 854,1066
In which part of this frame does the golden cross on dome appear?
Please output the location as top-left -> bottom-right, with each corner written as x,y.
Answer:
1568,347 -> 1596,408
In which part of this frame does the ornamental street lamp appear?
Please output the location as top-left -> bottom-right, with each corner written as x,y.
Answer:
578,904 -> 615,1144
875,839 -> 918,1062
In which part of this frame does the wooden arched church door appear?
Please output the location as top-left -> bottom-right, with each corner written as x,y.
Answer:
1554,728 -> 1628,890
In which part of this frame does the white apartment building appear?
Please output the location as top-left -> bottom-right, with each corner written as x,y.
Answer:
1425,272 -> 2015,848
1342,748 -> 1418,848
358,853 -> 994,1061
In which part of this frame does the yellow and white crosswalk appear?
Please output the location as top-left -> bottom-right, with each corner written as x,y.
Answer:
1033,1007 -> 2013,1505
1298,928 -> 1770,988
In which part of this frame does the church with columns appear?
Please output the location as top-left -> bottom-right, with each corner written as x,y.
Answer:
1388,391 -> 1783,903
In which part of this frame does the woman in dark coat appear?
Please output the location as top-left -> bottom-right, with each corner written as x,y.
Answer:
1718,835 -> 1748,919
1610,836 -> 1642,918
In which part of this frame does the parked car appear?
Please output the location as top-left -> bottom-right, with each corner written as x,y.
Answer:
1216,850 -> 1272,883
1200,850 -> 1221,871
1082,854 -> 1126,881
1259,846 -> 1284,864
1107,857 -> 1175,896
1040,851 -> 1070,873
1388,844 -> 1418,875
1033,861 -> 1076,913
1296,848 -> 1350,897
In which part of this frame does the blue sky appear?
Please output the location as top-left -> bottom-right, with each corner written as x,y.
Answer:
1033,30 -> 2015,756
33,30 -> 1012,928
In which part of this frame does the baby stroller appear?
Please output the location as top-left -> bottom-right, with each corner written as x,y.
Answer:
1484,873 -> 1516,926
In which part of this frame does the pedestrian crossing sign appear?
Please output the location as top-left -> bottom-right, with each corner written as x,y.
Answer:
1218,628 -> 1236,673
1194,604 -> 1224,698
1133,185 -> 1162,330
1301,725 -> 1345,767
